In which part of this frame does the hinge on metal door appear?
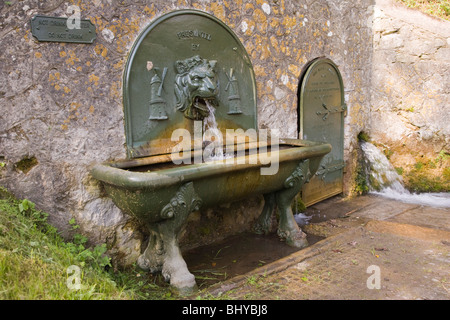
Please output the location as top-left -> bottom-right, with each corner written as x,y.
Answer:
316,103 -> 347,121
315,162 -> 345,180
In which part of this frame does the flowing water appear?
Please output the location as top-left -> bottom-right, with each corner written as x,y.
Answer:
361,141 -> 450,208
201,99 -> 232,162
294,212 -> 312,226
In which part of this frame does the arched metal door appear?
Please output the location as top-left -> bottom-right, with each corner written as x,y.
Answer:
298,58 -> 346,206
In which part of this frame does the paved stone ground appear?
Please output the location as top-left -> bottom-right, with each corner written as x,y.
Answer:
200,195 -> 450,300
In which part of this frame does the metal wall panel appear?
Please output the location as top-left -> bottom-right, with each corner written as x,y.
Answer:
298,58 -> 346,206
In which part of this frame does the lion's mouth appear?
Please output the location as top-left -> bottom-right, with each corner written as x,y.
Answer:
184,96 -> 218,121
194,97 -> 215,112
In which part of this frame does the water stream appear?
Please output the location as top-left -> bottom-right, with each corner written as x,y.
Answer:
201,99 -> 232,162
361,141 -> 450,208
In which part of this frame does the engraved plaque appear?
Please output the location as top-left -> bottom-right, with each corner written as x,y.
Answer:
30,15 -> 96,44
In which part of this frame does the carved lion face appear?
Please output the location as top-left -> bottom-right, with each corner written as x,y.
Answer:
174,55 -> 218,120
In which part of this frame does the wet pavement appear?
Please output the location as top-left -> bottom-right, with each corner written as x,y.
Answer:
191,194 -> 450,300
184,231 -> 325,290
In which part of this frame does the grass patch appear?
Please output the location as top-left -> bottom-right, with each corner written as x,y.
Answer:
395,0 -> 450,20
0,187 -> 173,300
444,167 -> 450,180
403,152 -> 450,192
404,171 -> 449,192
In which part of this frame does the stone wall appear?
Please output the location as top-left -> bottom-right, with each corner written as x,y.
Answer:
369,0 -> 450,191
0,0 -> 373,266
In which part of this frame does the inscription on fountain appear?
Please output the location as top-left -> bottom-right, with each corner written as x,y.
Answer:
177,29 -> 212,41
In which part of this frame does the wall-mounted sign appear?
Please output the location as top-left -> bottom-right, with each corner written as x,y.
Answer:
30,15 -> 96,44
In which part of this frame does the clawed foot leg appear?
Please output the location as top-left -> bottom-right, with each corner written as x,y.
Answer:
138,182 -> 201,294
276,210 -> 308,248
137,227 -> 197,294
161,236 -> 197,295
254,160 -> 311,248
253,193 -> 276,235
252,191 -> 308,248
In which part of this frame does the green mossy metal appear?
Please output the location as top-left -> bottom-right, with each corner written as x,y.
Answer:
122,9 -> 257,158
91,141 -> 330,293
298,58 -> 346,206
137,182 -> 202,294
253,160 -> 312,248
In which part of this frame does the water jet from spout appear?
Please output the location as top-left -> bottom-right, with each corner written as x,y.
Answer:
202,99 -> 232,162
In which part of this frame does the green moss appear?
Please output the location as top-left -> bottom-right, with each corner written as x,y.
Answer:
405,172 -> 448,192
199,226 -> 211,236
383,149 -> 394,160
444,167 -> 450,180
15,156 -> 38,174
354,165 -> 369,195
396,0 -> 450,20
414,162 -> 424,170
427,161 -> 437,169
403,157 -> 449,192
292,196 -> 307,213
357,131 -> 370,142
436,150 -> 449,163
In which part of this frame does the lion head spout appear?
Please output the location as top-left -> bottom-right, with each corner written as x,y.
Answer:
174,55 -> 218,120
